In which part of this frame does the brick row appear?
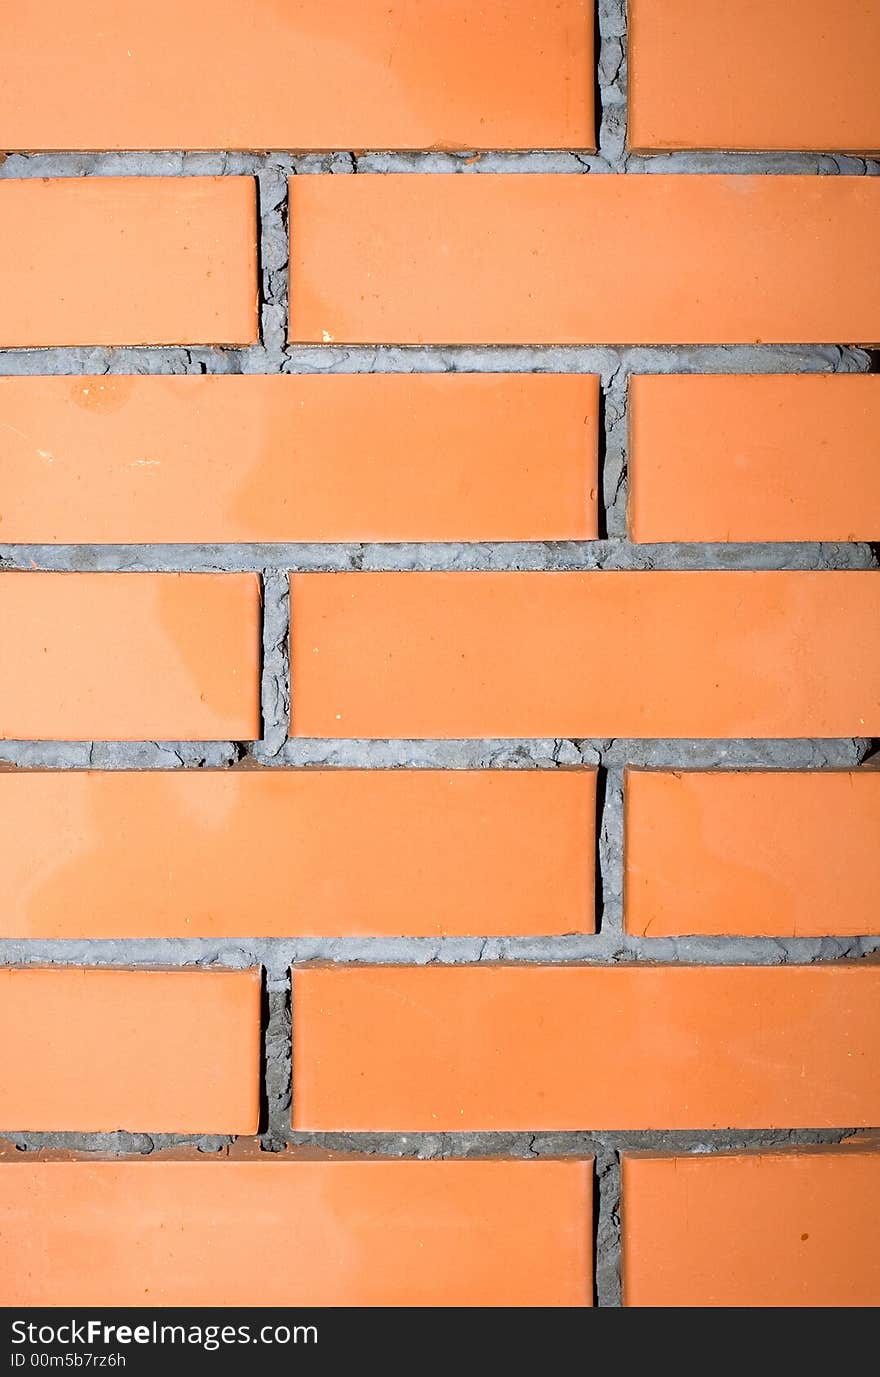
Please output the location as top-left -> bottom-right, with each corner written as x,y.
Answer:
4,1146 -> 876,1307
9,571 -> 877,743
0,572 -> 261,741
0,1 -> 594,153
0,769 -> 595,939
291,964 -> 880,1130
628,374 -> 880,543
289,571 -> 880,738
7,2 -> 878,158
6,371 -> 878,545
624,769 -> 880,938
288,174 -> 880,345
4,964 -> 877,1134
0,968 -> 260,1133
3,766 -> 875,940
0,177 -> 258,348
0,374 -> 598,543
5,371 -> 879,546
628,0 -> 880,154
5,176 -> 878,348
622,1149 -> 880,1307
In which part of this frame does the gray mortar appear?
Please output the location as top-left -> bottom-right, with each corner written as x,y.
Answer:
2,0 -> 879,1305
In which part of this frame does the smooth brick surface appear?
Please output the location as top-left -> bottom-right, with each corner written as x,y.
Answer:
0,769 -> 596,939
628,0 -> 880,153
0,373 -> 598,543
628,374 -> 880,543
0,968 -> 260,1133
1,1 -> 594,153
0,1155 -> 592,1306
0,573 -> 261,741
287,174 -> 880,345
0,177 -> 258,347
289,571 -> 880,739
622,1151 -> 880,1307
625,769 -> 880,939
291,965 -> 880,1131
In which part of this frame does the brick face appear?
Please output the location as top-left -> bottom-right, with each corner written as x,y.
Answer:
628,374 -> 880,543
0,177 -> 258,347
289,571 -> 880,739
288,174 -> 880,345
0,373 -> 598,544
628,0 -> 880,154
622,1151 -> 880,1307
291,965 -> 880,1131
0,968 -> 261,1133
0,1 -> 594,153
0,1155 -> 592,1306
0,572 -> 262,741
0,768 -> 595,938
624,769 -> 880,938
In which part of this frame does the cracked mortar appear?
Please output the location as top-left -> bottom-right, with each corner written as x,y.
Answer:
1,0 -> 879,1306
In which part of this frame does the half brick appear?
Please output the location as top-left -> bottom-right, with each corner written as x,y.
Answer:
628,0 -> 880,153
628,374 -> 880,543
291,964 -> 880,1131
0,177 -> 257,347
0,768 -> 595,938
622,1150 -> 880,1307
289,571 -> 880,739
288,174 -> 880,345
0,1 -> 594,153
0,1153 -> 592,1306
0,373 -> 598,543
0,572 -> 261,741
0,968 -> 260,1133
624,768 -> 880,938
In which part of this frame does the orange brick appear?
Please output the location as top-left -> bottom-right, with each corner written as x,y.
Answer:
622,1150 -> 880,1307
629,374 -> 880,543
292,964 -> 880,1131
0,572 -> 261,741
628,0 -> 880,154
289,571 -> 880,739
624,769 -> 880,939
0,769 -> 595,939
0,968 -> 260,1133
0,1 -> 594,153
0,374 -> 597,543
0,178 -> 257,347
287,174 -> 880,346
0,1154 -> 592,1306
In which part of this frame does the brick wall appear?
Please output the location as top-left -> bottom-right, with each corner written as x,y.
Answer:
1,0 -> 878,1309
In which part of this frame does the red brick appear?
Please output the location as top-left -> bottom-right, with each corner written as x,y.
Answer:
0,373 -> 598,543
0,1 -> 594,153
0,768 -> 595,939
629,374 -> 880,543
0,573 -> 261,741
288,174 -> 880,345
0,177 -> 257,347
289,571 -> 880,739
0,1153 -> 592,1306
624,769 -> 880,938
628,0 -> 880,154
291,964 -> 880,1131
622,1150 -> 880,1307
0,968 -> 260,1133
